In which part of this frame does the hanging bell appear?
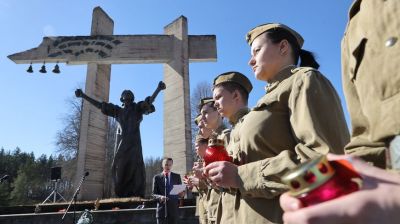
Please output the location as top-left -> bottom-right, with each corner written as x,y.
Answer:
39,63 -> 47,73
26,63 -> 33,73
52,64 -> 60,74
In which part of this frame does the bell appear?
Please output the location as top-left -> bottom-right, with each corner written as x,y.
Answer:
26,64 -> 33,73
52,64 -> 60,74
39,64 -> 47,73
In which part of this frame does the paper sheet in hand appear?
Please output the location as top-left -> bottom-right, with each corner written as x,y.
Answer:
169,184 -> 186,195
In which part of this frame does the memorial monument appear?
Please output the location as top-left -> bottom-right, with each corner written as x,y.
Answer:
8,7 -> 217,200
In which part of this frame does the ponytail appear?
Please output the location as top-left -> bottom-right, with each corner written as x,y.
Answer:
299,49 -> 319,69
265,28 -> 320,69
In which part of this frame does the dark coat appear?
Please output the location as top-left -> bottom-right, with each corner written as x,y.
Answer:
152,172 -> 182,222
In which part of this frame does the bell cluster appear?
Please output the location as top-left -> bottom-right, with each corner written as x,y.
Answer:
26,62 -> 61,74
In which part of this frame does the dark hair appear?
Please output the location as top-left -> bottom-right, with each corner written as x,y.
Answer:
214,82 -> 249,104
265,28 -> 319,69
162,157 -> 173,164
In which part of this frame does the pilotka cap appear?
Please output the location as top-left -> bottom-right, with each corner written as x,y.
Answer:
213,71 -> 253,94
246,23 -> 304,47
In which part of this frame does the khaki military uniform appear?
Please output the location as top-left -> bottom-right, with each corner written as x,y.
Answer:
206,124 -> 231,224
216,108 -> 249,224
342,0 -> 400,168
194,177 -> 209,224
233,66 -> 349,224
194,133 -> 209,224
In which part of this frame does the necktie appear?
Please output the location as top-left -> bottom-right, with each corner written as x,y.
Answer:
165,173 -> 170,195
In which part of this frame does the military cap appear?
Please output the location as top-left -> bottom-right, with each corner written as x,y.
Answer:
246,23 -> 304,47
194,114 -> 202,125
213,71 -> 253,94
199,97 -> 214,106
198,97 -> 214,110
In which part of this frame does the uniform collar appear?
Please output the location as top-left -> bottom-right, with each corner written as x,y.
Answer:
265,65 -> 296,93
209,123 -> 227,140
213,122 -> 227,135
229,107 -> 250,125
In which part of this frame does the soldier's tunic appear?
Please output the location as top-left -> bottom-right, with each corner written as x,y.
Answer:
342,0 -> 400,168
206,124 -> 230,224
194,177 -> 208,224
216,108 -> 249,224
232,65 -> 349,223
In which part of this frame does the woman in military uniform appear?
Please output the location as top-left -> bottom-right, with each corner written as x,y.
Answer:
186,133 -> 210,224
198,97 -> 230,224
280,0 -> 400,223
205,23 -> 349,223
185,115 -> 210,224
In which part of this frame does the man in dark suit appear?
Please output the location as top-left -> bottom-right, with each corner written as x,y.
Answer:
152,158 -> 184,224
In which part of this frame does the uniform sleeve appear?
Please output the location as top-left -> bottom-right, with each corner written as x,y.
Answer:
289,70 -> 349,158
237,150 -> 296,198
236,70 -> 350,199
341,37 -> 386,168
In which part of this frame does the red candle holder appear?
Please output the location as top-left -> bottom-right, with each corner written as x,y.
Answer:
203,138 -> 232,166
281,155 -> 361,207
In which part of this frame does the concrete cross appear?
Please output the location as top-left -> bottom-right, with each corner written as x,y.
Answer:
8,7 -> 217,200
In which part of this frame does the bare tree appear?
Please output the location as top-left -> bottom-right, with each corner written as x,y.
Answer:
144,156 -> 163,197
54,94 -> 82,199
190,81 -> 213,160
191,81 -> 213,117
104,117 -> 118,198
55,97 -> 81,160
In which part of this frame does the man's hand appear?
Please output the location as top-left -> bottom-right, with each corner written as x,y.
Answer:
159,196 -> 168,203
203,161 -> 239,188
178,190 -> 185,198
193,162 -> 204,179
183,175 -> 194,189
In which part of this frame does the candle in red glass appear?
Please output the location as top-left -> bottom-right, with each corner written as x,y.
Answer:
203,139 -> 232,166
281,156 -> 361,207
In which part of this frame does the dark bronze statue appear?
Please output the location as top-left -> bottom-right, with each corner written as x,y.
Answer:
75,81 -> 166,198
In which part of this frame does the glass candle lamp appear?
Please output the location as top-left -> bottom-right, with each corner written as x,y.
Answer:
281,156 -> 360,207
203,138 -> 232,166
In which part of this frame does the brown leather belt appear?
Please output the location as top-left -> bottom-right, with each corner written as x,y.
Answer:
221,187 -> 238,194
